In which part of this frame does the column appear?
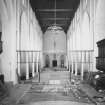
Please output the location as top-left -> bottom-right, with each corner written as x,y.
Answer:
66,54 -> 68,69
75,63 -> 78,76
71,35 -> 74,74
32,52 -> 35,77
72,52 -> 74,74
69,37 -> 72,72
69,52 -> 72,72
68,52 -> 70,72
36,52 -> 39,73
17,52 -> 20,76
26,52 -> 29,79
68,40 -> 71,72
87,52 -> 90,80
81,51 -> 84,80
75,52 -> 78,76
67,54 -> 70,71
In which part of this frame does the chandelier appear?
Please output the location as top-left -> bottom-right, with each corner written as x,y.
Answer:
47,0 -> 64,31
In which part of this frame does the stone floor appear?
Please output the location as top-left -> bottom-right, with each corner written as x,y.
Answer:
0,68 -> 105,105
16,68 -> 94,105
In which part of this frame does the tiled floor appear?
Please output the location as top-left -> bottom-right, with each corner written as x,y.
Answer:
1,68 -> 105,105
22,101 -> 94,105
17,68 -> 94,105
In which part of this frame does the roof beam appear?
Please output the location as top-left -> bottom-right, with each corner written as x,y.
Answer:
41,23 -> 67,27
36,9 -> 73,12
41,18 -> 70,20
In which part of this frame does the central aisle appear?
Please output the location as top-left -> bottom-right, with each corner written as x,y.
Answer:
39,68 -> 70,84
17,68 -> 94,105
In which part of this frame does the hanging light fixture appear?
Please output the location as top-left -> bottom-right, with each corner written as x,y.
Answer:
47,0 -> 63,31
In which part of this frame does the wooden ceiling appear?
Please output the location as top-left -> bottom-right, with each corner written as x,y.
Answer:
30,0 -> 80,33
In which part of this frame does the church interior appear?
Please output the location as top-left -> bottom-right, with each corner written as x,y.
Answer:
0,0 -> 105,105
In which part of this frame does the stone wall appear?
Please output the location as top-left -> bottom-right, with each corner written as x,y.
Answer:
0,0 -> 43,84
67,0 -> 105,78
43,27 -> 67,67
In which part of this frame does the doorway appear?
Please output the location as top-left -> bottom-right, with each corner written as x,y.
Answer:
52,60 -> 57,67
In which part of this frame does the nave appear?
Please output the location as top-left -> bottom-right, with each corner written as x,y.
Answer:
0,0 -> 105,105
16,68 -> 94,105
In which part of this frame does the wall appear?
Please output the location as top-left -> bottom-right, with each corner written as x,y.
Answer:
67,0 -> 105,77
0,0 -> 17,84
0,0 -> 43,84
16,0 -> 43,78
94,0 -> 105,57
43,27 -> 67,67
67,0 -> 96,78
43,29 -> 66,53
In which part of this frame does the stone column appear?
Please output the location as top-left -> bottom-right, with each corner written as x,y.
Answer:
81,52 -> 84,80
17,52 -> 20,75
72,52 -> 74,74
32,52 -> 35,77
26,52 -> 29,79
36,52 -> 39,73
75,52 -> 78,76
